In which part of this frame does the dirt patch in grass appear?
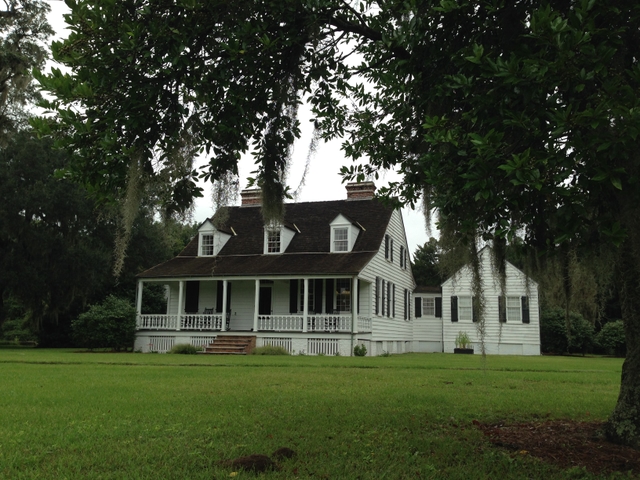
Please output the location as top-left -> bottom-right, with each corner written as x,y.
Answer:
475,420 -> 640,476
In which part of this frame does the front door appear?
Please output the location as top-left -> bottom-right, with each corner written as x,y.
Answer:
259,286 -> 272,315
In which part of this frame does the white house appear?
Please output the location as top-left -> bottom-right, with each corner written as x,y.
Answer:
413,248 -> 541,355
134,182 -> 417,355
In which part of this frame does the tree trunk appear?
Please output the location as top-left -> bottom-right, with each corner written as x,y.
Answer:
605,242 -> 640,448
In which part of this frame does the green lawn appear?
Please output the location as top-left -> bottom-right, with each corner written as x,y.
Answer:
0,350 -> 624,479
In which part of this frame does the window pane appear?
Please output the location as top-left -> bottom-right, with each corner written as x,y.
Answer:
201,234 -> 214,255
334,228 -> 348,251
423,298 -> 435,316
267,229 -> 280,253
459,296 -> 473,321
336,278 -> 351,312
507,296 -> 521,322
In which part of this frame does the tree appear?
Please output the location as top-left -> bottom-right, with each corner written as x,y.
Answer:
412,238 -> 444,287
36,0 -> 640,447
0,132 -> 113,337
0,0 -> 52,140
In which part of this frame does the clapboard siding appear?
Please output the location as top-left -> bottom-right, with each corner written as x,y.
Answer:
441,248 -> 540,355
360,210 -> 416,341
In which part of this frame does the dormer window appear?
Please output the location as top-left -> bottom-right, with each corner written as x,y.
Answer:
201,234 -> 214,256
197,219 -> 232,257
333,227 -> 348,252
263,224 -> 295,254
330,214 -> 360,253
267,228 -> 281,253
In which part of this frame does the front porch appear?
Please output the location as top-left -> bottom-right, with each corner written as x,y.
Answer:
135,276 -> 373,336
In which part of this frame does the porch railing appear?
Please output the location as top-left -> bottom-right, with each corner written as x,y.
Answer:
136,314 -> 222,331
137,314 -> 179,330
258,315 -> 303,331
307,314 -> 352,332
181,314 -> 223,330
137,313 -> 372,333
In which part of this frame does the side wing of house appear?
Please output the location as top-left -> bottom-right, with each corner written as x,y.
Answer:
441,249 -> 540,355
359,209 -> 417,355
413,288 -> 443,353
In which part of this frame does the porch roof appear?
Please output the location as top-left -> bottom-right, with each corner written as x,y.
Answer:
137,251 -> 377,278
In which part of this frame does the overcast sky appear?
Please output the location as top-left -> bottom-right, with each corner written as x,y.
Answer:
44,1 -> 430,258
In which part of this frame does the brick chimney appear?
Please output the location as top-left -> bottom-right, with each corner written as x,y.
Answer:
240,188 -> 262,206
346,181 -> 376,200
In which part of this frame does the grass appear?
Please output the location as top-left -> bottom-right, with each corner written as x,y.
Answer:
0,350 -> 624,479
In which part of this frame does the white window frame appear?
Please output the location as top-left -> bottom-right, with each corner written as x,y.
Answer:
333,227 -> 349,252
506,296 -> 522,322
200,233 -> 214,256
458,296 -> 473,322
264,226 -> 282,254
423,297 -> 435,316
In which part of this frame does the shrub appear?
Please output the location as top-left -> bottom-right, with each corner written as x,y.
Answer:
455,331 -> 472,349
353,344 -> 367,356
71,296 -> 137,351
540,308 -> 594,354
596,320 -> 626,356
251,345 -> 290,355
169,343 -> 201,354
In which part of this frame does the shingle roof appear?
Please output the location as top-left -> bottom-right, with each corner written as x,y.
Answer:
138,198 -> 394,278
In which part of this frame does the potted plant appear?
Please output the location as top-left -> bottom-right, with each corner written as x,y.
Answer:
454,331 -> 474,354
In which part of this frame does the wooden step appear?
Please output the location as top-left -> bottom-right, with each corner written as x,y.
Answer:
201,335 -> 256,355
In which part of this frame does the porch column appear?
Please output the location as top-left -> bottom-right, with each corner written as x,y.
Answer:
303,278 -> 309,333
176,280 -> 184,331
352,277 -> 358,334
136,281 -> 143,314
135,281 -> 143,329
221,280 -> 228,332
253,279 -> 260,332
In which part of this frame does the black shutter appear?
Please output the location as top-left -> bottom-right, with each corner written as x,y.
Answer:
415,296 -> 422,318
435,297 -> 442,318
472,296 -> 478,322
386,281 -> 391,316
326,279 -> 334,313
451,296 -> 458,322
498,296 -> 506,323
289,279 -> 298,313
385,235 -> 389,259
357,281 -> 360,314
216,281 -> 224,312
522,296 -> 530,323
315,279 -> 323,313
392,284 -> 396,317
185,281 -> 200,313
375,277 -> 380,315
226,282 -> 232,311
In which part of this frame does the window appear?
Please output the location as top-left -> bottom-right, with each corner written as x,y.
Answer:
201,234 -> 214,256
385,235 -> 394,262
507,296 -> 521,322
458,296 -> 473,321
334,227 -> 348,252
336,278 -> 351,312
266,228 -> 281,253
423,298 -> 435,316
404,289 -> 411,320
399,246 -> 407,269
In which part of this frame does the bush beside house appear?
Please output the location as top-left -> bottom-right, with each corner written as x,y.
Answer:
540,308 -> 594,354
71,296 -> 137,351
